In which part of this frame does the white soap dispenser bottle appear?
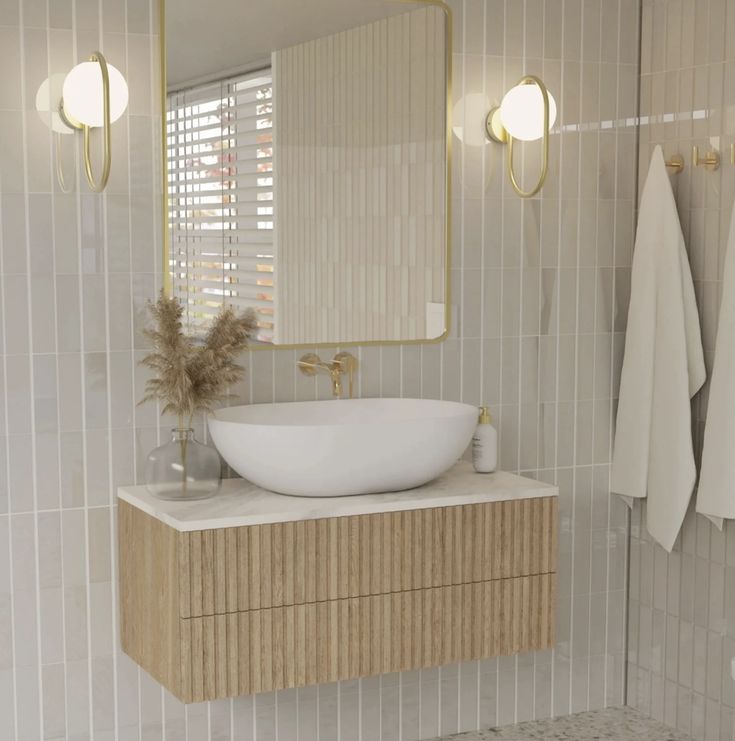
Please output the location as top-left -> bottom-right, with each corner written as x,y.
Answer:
472,406 -> 497,473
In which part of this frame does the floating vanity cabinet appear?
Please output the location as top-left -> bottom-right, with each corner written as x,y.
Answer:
118,463 -> 558,703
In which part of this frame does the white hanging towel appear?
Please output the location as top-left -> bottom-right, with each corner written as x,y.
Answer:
696,202 -> 735,529
610,146 -> 705,552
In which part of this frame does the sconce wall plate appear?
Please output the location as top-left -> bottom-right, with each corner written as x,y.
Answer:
58,102 -> 84,132
485,75 -> 555,199
485,106 -> 507,143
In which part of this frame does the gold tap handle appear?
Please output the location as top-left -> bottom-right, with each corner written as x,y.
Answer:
297,353 -> 323,376
333,352 -> 358,399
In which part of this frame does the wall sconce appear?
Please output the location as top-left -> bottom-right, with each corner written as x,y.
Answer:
36,52 -> 128,192
484,75 -> 557,198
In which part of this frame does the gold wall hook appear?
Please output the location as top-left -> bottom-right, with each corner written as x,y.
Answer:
692,145 -> 720,171
730,143 -> 735,165
665,154 -> 684,174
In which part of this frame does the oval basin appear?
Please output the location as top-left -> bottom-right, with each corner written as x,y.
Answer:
208,398 -> 478,497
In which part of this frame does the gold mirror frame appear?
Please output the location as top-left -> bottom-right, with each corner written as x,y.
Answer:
158,0 -> 453,350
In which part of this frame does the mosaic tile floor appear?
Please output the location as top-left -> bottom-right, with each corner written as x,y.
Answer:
437,707 -> 693,740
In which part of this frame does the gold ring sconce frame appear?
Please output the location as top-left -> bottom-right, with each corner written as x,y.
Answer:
59,52 -> 113,193
485,75 -> 551,199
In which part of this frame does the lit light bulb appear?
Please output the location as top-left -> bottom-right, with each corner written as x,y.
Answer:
62,60 -> 129,128
499,83 -> 557,141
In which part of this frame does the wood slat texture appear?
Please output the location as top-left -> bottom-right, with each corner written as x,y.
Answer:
120,497 -> 558,704
179,574 -> 556,702
119,501 -> 182,693
178,497 -> 558,618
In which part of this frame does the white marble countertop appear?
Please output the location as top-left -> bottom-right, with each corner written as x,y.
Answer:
117,461 -> 558,532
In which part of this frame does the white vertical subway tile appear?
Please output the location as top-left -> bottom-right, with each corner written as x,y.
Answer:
140,670 -> 164,738
15,663 -> 40,741
296,685 -> 318,741
439,664 -> 460,736
0,0 -> 647,737
33,354 -> 59,434
92,655 -> 116,736
275,690 -> 298,741
209,698 -> 232,741
516,656 -> 535,722
162,690 -> 185,739
419,667 -> 440,738
42,662 -> 66,738
381,674 -> 401,741
0,111 -> 25,194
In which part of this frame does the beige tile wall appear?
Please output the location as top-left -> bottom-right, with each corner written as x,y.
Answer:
0,0 -> 639,738
627,1 -> 735,739
274,7 -> 446,344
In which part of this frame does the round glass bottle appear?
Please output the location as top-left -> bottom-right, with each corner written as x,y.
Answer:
145,428 -> 221,500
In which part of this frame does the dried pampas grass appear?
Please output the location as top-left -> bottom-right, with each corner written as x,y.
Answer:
139,292 -> 256,427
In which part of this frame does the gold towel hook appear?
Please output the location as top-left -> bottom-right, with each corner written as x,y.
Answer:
665,154 -> 684,174
692,145 -> 720,171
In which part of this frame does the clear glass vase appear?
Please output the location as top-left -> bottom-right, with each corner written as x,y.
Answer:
145,428 -> 221,500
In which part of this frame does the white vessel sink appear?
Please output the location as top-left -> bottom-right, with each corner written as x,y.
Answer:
208,398 -> 478,497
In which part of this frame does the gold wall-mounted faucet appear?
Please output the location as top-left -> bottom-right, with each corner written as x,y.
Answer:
297,351 -> 358,398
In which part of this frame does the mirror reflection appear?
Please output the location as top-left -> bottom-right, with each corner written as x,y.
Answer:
165,0 -> 449,346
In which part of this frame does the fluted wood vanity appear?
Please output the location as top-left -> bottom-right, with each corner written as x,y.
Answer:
118,463 -> 558,703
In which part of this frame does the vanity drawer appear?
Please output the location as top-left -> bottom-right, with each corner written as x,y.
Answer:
178,497 -> 558,618
179,575 -> 556,703
120,494 -> 558,703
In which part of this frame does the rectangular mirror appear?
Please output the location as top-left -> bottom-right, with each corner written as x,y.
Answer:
163,0 -> 450,347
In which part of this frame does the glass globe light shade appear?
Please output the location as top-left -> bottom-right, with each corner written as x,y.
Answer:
62,60 -> 129,128
35,74 -> 74,135
499,83 -> 557,142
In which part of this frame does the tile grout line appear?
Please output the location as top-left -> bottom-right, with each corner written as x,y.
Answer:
514,0 -> 529,724
456,0 -> 468,731
17,0 -> 45,735
98,1 -> 123,739
68,1 -> 97,736
476,0 -> 489,727
0,98 -> 19,741
44,0 -> 72,738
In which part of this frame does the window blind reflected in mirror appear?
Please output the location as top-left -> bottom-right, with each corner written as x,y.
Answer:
167,70 -> 276,343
